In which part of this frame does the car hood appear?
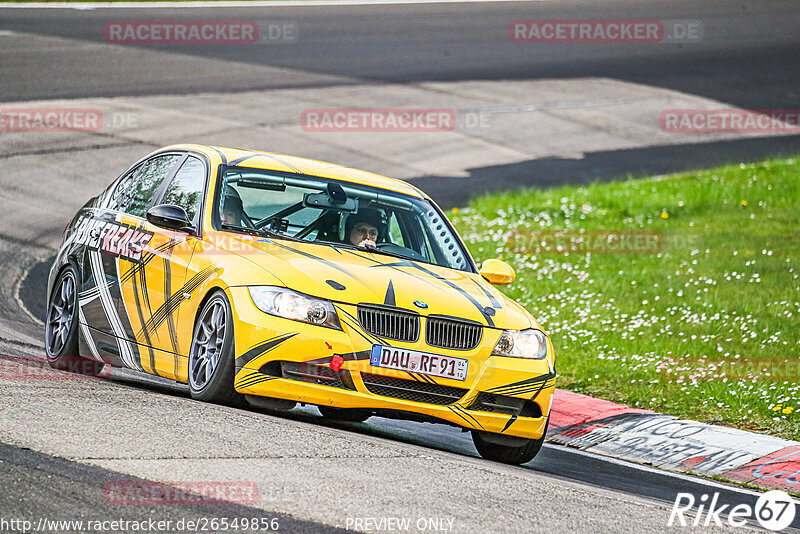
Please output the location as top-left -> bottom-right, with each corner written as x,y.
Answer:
216,234 -> 535,330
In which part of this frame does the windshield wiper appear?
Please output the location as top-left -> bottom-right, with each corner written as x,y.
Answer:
358,243 -> 416,263
220,223 -> 300,242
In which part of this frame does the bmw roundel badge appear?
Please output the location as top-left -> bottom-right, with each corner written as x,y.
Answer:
413,300 -> 428,309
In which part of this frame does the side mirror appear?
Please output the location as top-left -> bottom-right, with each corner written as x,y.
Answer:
146,204 -> 192,232
479,259 -> 515,285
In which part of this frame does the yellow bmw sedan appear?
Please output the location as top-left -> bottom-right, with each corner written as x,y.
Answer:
45,144 -> 556,464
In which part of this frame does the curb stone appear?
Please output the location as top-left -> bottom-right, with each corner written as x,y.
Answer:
549,389 -> 800,492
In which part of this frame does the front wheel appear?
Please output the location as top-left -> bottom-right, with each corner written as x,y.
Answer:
188,291 -> 244,407
471,419 -> 548,465
45,266 -> 105,377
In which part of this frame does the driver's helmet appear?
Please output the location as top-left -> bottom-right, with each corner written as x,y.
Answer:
344,208 -> 387,243
220,187 -> 245,225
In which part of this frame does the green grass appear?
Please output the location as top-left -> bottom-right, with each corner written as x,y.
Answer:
450,157 -> 800,441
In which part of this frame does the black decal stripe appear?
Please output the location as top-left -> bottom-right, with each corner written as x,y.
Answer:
138,259 -> 153,320
471,278 -> 501,308
236,374 -> 277,389
234,332 -> 298,369
268,240 -> 358,279
128,259 -> 157,375
246,376 -> 277,388
234,372 -> 260,388
161,247 -> 180,355
454,406 -> 484,429
529,379 -> 552,402
418,373 -> 437,384
490,378 -> 553,394
488,382 -> 555,397
336,307 -> 390,346
383,280 -> 396,306
447,406 -> 475,428
454,393 -> 479,410
138,265 -> 217,339
487,372 -> 556,394
120,239 -> 180,284
501,415 -> 518,433
210,147 -> 228,165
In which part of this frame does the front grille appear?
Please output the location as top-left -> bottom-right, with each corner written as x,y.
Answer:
358,305 -> 420,342
279,361 -> 347,389
426,317 -> 482,350
469,392 -> 525,415
361,373 -> 467,405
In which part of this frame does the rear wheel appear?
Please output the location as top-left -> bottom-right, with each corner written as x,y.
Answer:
471,419 -> 548,465
318,406 -> 371,423
188,291 -> 244,407
45,266 -> 105,377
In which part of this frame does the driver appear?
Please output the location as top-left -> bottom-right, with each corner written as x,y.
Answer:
345,209 -> 385,248
220,195 -> 245,226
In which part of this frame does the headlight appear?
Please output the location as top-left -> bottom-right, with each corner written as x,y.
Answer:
248,286 -> 341,330
492,329 -> 548,359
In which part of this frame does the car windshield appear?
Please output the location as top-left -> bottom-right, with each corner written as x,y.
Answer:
215,167 -> 473,272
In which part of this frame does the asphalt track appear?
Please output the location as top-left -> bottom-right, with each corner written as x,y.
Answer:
2,0 -> 800,532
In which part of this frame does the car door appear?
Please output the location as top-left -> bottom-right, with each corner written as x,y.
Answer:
82,152 -> 185,372
124,154 -> 208,379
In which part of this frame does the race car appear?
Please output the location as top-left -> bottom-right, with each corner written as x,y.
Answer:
45,144 -> 556,464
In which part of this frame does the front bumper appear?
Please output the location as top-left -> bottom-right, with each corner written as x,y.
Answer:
227,287 -> 555,440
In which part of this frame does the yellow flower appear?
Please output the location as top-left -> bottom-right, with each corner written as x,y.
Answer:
661,211 -> 669,219
783,407 -> 794,414
451,207 -> 458,213
772,404 -> 783,411
741,200 -> 748,207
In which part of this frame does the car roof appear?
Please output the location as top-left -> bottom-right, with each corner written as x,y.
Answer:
151,144 -> 428,199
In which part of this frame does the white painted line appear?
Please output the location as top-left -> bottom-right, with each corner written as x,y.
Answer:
0,30 -> 17,36
544,442 -> 766,498
0,0 -> 551,9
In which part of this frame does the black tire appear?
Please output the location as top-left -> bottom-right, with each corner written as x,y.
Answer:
188,291 -> 245,407
471,419 -> 548,465
45,265 -> 106,377
318,406 -> 371,423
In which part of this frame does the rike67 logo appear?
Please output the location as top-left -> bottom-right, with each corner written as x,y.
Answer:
669,490 -> 796,531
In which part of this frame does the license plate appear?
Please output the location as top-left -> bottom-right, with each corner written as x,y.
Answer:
369,345 -> 468,381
